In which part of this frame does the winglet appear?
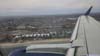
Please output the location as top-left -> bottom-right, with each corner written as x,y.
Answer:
85,6 -> 93,15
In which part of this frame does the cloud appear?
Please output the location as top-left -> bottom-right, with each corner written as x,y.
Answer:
0,0 -> 100,16
0,0 -> 93,9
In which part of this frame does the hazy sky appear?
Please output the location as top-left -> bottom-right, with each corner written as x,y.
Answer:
0,0 -> 100,16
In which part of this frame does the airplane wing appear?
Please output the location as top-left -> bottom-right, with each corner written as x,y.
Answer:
74,15 -> 100,56
67,6 -> 100,56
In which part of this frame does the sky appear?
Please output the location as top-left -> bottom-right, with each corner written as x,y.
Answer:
0,0 -> 100,16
